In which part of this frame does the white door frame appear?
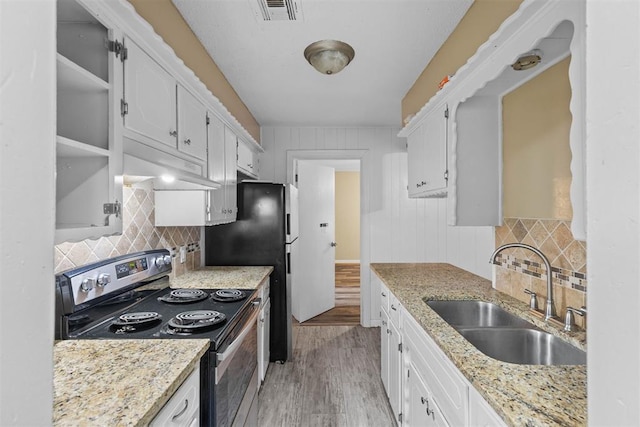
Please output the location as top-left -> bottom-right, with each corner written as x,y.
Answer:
286,149 -> 374,327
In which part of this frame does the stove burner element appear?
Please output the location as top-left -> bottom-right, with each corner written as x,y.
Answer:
158,288 -> 208,304
110,311 -> 162,334
211,289 -> 247,302
166,310 -> 227,335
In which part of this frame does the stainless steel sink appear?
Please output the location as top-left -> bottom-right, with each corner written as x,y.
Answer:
457,327 -> 586,365
426,300 -> 586,365
426,300 -> 533,328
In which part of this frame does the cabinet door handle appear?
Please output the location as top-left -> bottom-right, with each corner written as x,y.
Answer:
169,130 -> 178,137
381,292 -> 387,297
184,138 -> 191,145
391,304 -> 397,311
171,399 -> 189,421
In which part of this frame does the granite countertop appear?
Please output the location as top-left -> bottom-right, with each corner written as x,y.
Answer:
169,266 -> 273,290
370,263 -> 587,427
53,339 -> 209,426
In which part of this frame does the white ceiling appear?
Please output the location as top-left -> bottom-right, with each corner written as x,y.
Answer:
172,0 -> 473,128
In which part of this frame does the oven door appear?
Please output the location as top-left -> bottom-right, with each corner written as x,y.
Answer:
215,302 -> 259,427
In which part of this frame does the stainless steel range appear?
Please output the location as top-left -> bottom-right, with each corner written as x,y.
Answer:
55,249 -> 259,427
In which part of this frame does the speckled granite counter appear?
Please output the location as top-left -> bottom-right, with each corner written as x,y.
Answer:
53,339 -> 209,426
169,266 -> 273,289
370,263 -> 587,427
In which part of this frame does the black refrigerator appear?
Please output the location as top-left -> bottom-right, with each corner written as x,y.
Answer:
204,181 -> 296,362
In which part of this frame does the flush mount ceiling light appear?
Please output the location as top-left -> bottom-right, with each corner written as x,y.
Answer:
304,40 -> 355,75
511,49 -> 543,71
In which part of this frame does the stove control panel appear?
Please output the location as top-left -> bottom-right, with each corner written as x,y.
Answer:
96,273 -> 111,288
60,249 -> 172,309
155,255 -> 172,268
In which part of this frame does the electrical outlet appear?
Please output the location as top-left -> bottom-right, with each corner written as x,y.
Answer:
179,246 -> 187,264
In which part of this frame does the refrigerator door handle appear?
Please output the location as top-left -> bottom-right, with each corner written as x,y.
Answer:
287,252 -> 291,274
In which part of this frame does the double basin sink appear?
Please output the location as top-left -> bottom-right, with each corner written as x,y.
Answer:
426,300 -> 586,365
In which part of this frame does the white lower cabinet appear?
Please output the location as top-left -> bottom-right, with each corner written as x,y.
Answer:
469,387 -> 507,427
406,360 -> 449,427
388,317 -> 402,423
257,278 -> 271,388
404,312 -> 468,427
380,309 -> 390,394
404,318 -> 454,427
150,366 -> 200,427
375,274 -> 504,426
380,284 -> 402,424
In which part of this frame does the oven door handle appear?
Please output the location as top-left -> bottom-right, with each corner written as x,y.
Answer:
216,304 -> 259,380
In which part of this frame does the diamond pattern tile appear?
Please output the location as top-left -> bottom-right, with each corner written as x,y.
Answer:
54,181 -> 202,274
494,217 -> 588,328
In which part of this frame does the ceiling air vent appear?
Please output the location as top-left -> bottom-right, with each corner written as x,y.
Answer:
253,0 -> 302,21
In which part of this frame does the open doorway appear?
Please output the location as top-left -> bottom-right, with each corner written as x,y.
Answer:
333,165 -> 361,322
292,157 -> 362,326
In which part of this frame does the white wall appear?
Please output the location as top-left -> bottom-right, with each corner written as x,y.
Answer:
260,126 -> 494,325
586,0 -> 640,424
0,0 -> 56,424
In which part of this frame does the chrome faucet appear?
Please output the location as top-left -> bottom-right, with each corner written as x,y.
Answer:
489,243 -> 557,321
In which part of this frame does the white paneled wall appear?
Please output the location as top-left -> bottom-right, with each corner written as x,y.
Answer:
260,126 -> 494,325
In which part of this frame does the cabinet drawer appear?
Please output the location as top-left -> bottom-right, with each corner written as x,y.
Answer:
150,366 -> 200,426
404,312 -> 468,427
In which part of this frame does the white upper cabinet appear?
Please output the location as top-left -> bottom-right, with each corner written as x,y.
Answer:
124,38 -> 177,148
56,0 -> 262,231
400,1 -> 586,239
223,125 -> 238,220
55,0 -> 123,243
237,138 -> 260,179
124,39 -> 209,165
177,84 -> 208,161
206,115 -> 237,225
407,103 -> 448,198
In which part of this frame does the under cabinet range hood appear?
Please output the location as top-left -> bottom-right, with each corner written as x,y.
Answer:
123,138 -> 220,190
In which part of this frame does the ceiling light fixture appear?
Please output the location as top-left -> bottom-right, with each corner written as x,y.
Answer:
511,49 -> 543,71
304,40 -> 355,75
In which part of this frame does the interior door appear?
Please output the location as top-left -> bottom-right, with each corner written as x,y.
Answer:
293,161 -> 336,322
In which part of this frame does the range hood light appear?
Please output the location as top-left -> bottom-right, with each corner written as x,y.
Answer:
161,174 -> 176,183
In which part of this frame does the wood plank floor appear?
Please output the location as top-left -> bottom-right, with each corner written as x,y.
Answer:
297,264 -> 361,326
258,325 -> 396,427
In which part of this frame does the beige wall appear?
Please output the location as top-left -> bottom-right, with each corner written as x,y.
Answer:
503,57 -> 572,220
127,0 -> 260,142
335,171 -> 360,262
401,0 -> 522,123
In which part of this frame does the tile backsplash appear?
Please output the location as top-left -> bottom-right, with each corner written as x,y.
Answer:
493,218 -> 587,329
54,180 -> 201,277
